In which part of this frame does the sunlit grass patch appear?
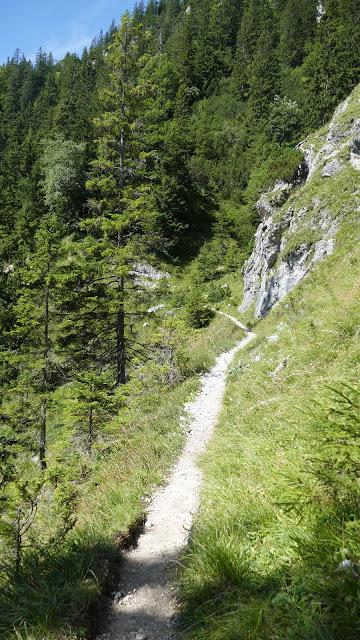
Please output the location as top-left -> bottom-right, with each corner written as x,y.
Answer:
0,313 -> 243,640
179,219 -> 360,639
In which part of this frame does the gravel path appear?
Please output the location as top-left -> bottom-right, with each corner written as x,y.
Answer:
98,315 -> 255,640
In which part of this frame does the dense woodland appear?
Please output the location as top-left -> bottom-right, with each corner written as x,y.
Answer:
0,0 -> 360,637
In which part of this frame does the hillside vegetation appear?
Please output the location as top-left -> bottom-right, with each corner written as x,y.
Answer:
179,85 -> 360,640
0,0 -> 359,638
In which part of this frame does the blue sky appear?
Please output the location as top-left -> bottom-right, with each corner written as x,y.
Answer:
0,0 -> 135,63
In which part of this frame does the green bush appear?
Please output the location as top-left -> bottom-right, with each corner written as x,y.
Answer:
266,96 -> 303,144
207,282 -> 231,303
194,236 -> 242,283
185,288 -> 215,328
245,143 -> 303,204
213,200 -> 255,252
170,286 -> 187,308
303,382 -> 360,507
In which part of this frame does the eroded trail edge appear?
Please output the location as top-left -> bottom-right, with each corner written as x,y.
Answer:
99,315 -> 255,640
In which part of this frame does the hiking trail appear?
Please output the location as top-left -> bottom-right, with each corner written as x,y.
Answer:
98,313 -> 255,640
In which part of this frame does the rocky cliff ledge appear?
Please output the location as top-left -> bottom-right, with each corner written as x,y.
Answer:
240,86 -> 360,318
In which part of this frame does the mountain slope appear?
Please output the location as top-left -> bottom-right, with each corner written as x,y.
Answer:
179,85 -> 360,640
241,82 -> 360,318
0,2 -> 359,638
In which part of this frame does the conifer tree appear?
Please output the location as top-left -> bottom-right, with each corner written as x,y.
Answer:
232,0 -> 263,98
278,0 -> 317,69
10,214 -> 62,469
71,371 -> 117,453
304,0 -> 360,125
82,14 -> 159,386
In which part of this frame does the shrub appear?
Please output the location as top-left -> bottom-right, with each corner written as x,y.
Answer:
267,96 -> 303,144
213,200 -> 256,252
245,143 -> 303,204
194,236 -> 242,283
305,382 -> 360,505
185,288 -> 215,328
207,283 -> 231,303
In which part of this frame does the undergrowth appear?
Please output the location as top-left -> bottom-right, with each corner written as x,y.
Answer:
0,313 -> 243,640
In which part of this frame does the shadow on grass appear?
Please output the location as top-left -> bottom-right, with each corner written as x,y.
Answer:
0,512 -> 149,639
0,536 -> 120,639
0,511 -> 183,640
178,530 -> 360,640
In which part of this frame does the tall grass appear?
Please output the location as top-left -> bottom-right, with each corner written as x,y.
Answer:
178,219 -> 360,639
0,314 -> 243,640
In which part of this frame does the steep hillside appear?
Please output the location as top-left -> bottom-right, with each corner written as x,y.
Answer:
241,82 -> 360,318
179,86 -> 360,640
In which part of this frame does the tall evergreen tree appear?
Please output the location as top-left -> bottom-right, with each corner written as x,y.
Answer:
304,0 -> 360,125
278,0 -> 317,69
10,214 -> 63,469
82,14 -> 159,385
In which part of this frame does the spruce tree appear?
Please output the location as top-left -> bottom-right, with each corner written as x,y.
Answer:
10,214 -> 63,469
304,0 -> 360,125
278,0 -> 317,69
82,14 -> 159,386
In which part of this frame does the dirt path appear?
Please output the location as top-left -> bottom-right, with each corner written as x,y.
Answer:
98,315 -> 255,640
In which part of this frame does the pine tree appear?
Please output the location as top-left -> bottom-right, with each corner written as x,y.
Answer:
304,0 -> 360,125
71,371 -> 118,453
278,0 -> 317,69
10,214 -> 63,469
247,19 -> 279,120
80,14 -> 159,386
232,0 -> 263,98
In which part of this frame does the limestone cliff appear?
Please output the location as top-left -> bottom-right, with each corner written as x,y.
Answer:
240,84 -> 360,318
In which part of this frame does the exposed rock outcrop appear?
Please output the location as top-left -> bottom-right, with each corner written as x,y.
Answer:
321,158 -> 342,178
131,263 -> 171,289
350,137 -> 360,171
239,192 -> 337,317
240,88 -> 360,318
317,1 -> 325,22
302,98 -> 360,181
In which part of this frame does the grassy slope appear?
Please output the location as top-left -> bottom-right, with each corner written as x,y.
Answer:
0,314 -> 243,640
179,91 -> 360,638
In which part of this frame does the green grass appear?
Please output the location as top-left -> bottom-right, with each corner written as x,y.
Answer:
178,216 -> 360,639
0,313 -> 243,640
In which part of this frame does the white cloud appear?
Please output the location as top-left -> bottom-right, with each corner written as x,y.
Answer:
42,24 -> 93,60
28,0 -> 122,62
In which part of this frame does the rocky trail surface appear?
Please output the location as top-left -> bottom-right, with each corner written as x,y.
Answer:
98,314 -> 255,640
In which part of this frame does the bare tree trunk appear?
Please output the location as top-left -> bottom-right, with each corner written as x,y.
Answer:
88,406 -> 94,453
116,274 -> 126,386
40,286 -> 49,471
117,113 -> 126,385
39,398 -> 47,471
120,127 -> 125,189
14,508 -> 22,575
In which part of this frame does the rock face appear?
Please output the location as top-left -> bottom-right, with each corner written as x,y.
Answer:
131,262 -> 171,289
317,1 -> 325,22
350,138 -> 360,171
240,89 -> 360,318
321,158 -> 342,178
302,98 -> 360,181
239,191 -> 337,318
